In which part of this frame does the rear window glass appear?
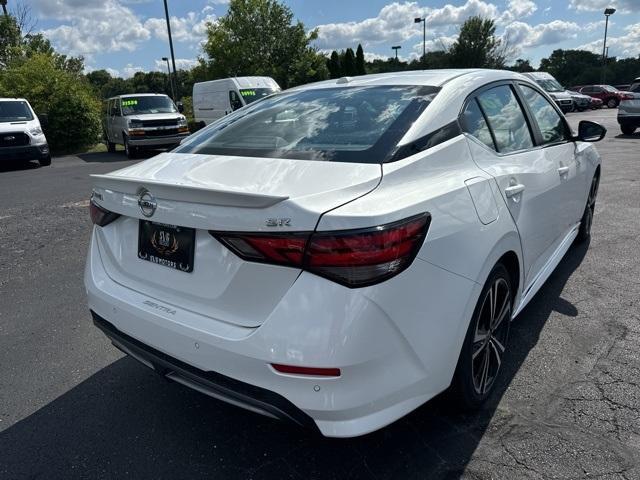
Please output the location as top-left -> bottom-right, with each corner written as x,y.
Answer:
176,86 -> 439,163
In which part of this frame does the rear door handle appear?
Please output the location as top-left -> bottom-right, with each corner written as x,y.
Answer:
558,166 -> 570,176
505,184 -> 525,198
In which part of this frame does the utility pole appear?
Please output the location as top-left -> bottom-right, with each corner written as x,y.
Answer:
162,57 -> 176,101
163,0 -> 179,100
601,8 -> 616,84
414,17 -> 426,68
1,0 -> 9,16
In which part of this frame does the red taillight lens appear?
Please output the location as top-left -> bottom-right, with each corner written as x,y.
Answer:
211,213 -> 430,288
214,233 -> 309,267
89,200 -> 120,227
621,94 -> 634,100
306,213 -> 430,287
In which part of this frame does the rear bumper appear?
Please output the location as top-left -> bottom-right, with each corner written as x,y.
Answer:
85,227 -> 478,437
0,144 -> 49,161
92,311 -> 318,430
618,115 -> 640,127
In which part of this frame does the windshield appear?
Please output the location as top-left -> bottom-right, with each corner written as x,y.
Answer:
630,82 -> 640,93
535,79 -> 564,93
121,96 -> 177,115
239,88 -> 278,104
176,85 -> 439,163
0,101 -> 34,122
603,85 -> 619,93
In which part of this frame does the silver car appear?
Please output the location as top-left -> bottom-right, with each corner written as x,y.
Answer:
103,94 -> 190,158
618,78 -> 640,135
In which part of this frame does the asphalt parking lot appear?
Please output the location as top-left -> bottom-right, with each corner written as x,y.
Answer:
0,108 -> 639,479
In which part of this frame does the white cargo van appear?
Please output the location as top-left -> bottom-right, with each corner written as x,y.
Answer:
193,77 -> 280,126
0,98 -> 51,166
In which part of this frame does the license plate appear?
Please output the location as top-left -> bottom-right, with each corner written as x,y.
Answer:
138,221 -> 195,272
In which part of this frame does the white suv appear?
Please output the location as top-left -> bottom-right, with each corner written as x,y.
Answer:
85,69 -> 604,437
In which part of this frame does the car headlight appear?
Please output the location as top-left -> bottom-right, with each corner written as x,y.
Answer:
177,117 -> 188,127
29,127 -> 43,136
128,120 -> 143,129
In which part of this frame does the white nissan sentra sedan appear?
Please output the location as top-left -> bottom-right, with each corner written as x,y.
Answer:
85,69 -> 604,438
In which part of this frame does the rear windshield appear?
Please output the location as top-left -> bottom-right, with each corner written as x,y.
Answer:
239,88 -> 278,104
121,96 -> 177,115
630,82 -> 640,93
0,101 -> 34,122
176,85 -> 439,163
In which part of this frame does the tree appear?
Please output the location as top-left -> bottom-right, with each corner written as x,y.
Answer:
343,48 -> 356,76
539,49 -> 601,86
327,50 -> 342,78
449,16 -> 507,68
0,54 -> 101,152
355,44 -> 366,75
509,58 -> 534,73
0,15 -> 21,68
202,0 -> 327,88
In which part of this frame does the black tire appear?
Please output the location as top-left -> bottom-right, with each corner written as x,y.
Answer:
606,97 -> 618,108
123,135 -> 137,159
576,173 -> 599,243
452,263 -> 512,409
621,125 -> 636,135
39,156 -> 52,167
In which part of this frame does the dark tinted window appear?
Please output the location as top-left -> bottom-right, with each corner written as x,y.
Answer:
461,99 -> 495,150
0,101 -> 34,122
520,85 -> 568,144
476,85 -> 533,153
121,96 -> 177,115
629,82 -> 640,93
177,86 -> 439,163
581,86 -> 593,93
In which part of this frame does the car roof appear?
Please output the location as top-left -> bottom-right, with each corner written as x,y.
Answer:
0,98 -> 28,102
287,69 -> 528,91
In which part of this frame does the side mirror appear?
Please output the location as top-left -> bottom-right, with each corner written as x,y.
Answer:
576,120 -> 606,142
177,102 -> 184,113
37,113 -> 49,128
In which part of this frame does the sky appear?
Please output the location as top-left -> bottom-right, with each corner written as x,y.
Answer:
19,0 -> 640,77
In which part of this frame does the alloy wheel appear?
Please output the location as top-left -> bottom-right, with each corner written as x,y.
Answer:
472,277 -> 511,395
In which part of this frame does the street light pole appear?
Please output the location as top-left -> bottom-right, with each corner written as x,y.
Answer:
414,17 -> 426,68
1,0 -> 9,16
162,57 -> 176,101
392,45 -> 401,61
163,0 -> 179,100
601,7 -> 616,84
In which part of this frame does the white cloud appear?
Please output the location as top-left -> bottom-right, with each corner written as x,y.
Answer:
500,0 -> 537,23
144,12 -> 216,45
502,20 -> 582,49
122,64 -> 144,78
315,0 -> 499,51
577,22 -> 640,58
154,58 -> 199,71
568,0 -> 637,13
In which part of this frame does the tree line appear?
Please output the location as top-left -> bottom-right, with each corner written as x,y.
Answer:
1,0 -> 639,154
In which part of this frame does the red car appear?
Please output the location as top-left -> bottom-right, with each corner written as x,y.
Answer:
577,85 -> 634,108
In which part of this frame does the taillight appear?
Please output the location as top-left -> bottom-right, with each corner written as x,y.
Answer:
211,213 -> 430,288
89,200 -> 120,227
621,93 -> 634,100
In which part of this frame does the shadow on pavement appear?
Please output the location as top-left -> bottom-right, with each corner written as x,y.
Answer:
0,243 -> 590,480
0,159 -> 41,173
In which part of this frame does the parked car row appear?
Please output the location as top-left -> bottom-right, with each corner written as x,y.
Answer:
570,84 -> 635,109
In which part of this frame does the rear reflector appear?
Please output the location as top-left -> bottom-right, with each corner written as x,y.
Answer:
212,213 -> 431,288
271,364 -> 341,377
90,200 -> 120,227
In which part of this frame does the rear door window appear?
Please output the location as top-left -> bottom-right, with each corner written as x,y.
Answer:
519,85 -> 569,145
461,99 -> 495,150
476,85 -> 534,154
